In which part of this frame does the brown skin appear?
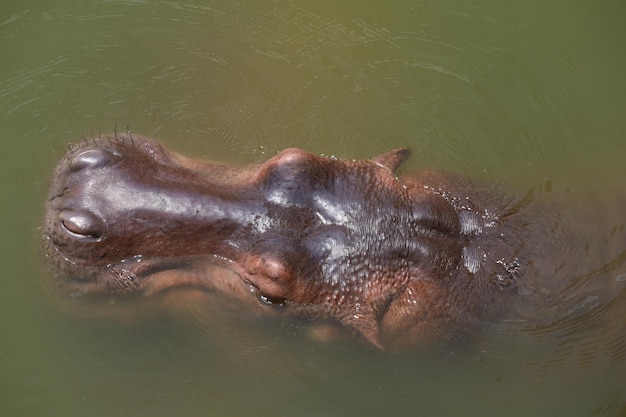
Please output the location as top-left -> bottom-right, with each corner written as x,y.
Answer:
44,134 -> 541,349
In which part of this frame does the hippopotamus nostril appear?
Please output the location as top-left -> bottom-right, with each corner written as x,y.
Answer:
59,209 -> 104,239
70,149 -> 113,172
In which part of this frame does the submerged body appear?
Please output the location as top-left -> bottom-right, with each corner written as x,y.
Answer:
43,134 -> 623,350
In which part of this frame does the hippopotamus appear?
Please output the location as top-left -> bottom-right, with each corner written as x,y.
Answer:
43,134 -> 624,350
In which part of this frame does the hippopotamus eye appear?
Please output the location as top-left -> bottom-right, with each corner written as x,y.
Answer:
59,209 -> 104,239
255,148 -> 322,208
257,293 -> 286,307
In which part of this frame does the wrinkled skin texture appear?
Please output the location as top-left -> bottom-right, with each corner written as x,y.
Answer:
44,134 -> 553,349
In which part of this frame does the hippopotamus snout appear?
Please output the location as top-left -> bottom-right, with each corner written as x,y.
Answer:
47,135 -> 251,265
46,137 -> 160,265
56,148 -> 116,239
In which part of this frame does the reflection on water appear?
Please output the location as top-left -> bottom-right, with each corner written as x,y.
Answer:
1,0 -> 625,415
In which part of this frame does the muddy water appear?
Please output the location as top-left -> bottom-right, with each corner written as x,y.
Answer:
1,0 -> 625,416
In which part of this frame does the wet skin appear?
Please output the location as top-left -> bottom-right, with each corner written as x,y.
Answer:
44,134 -> 538,349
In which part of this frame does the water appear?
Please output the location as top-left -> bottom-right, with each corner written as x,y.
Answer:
1,0 -> 625,415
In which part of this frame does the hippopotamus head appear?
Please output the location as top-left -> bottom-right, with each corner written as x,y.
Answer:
44,134 -> 520,349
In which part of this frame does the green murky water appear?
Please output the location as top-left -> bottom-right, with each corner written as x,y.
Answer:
1,1 -> 625,415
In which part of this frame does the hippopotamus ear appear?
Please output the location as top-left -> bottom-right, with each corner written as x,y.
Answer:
370,148 -> 410,174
